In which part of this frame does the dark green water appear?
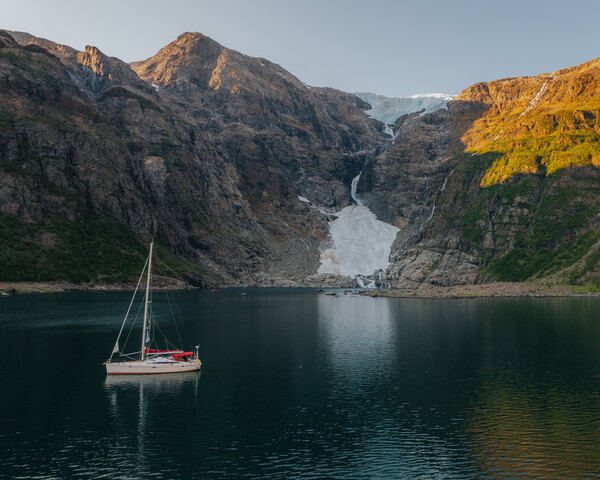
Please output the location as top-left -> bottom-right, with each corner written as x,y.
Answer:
1,289 -> 600,479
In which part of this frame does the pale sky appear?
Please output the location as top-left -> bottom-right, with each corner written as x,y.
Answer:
2,0 -> 599,97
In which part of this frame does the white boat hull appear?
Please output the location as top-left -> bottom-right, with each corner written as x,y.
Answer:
106,358 -> 201,375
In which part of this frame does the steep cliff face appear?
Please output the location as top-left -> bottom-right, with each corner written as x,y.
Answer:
360,99 -> 487,287
0,30 -> 383,286
129,32 -> 385,283
360,57 -> 600,288
449,59 -> 600,286
0,30 -> 251,285
130,32 -> 382,207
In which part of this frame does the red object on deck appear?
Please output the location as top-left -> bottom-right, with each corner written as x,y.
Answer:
171,352 -> 193,361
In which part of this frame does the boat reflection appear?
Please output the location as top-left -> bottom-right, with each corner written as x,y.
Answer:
104,370 -> 201,390
103,371 -> 202,477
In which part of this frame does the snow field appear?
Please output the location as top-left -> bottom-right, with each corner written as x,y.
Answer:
318,205 -> 399,278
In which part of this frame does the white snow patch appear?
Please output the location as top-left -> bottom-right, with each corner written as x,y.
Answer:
355,92 -> 455,125
318,205 -> 399,277
298,195 -> 311,203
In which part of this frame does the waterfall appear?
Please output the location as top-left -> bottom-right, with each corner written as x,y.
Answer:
520,82 -> 549,117
440,169 -> 454,193
351,172 -> 364,206
356,275 -> 377,288
391,169 -> 455,256
316,134 -> 403,286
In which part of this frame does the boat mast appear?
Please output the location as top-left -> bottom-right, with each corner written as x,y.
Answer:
140,241 -> 154,361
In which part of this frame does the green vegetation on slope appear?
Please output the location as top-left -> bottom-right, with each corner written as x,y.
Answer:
0,212 -> 200,283
478,109 -> 600,186
457,60 -> 600,189
0,212 -> 147,282
456,155 -> 600,283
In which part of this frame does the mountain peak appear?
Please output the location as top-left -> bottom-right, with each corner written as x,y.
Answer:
156,31 -> 222,56
131,31 -> 224,86
170,31 -> 222,54
78,45 -> 109,76
175,31 -> 210,44
4,29 -> 79,61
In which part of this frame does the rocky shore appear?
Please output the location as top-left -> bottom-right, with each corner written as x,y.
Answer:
364,282 -> 599,298
2,280 -> 599,298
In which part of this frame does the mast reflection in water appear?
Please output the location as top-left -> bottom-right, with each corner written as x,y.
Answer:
104,372 -> 201,478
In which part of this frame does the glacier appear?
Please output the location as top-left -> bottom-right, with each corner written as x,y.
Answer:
354,92 -> 455,125
316,92 -> 454,283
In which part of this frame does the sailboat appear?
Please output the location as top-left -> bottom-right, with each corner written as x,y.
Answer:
104,241 -> 201,375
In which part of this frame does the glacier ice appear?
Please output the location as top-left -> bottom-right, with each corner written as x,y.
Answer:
355,92 -> 455,125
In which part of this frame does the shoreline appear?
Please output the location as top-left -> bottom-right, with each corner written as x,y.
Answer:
0,279 -> 193,295
1,280 -> 599,298
363,282 -> 599,299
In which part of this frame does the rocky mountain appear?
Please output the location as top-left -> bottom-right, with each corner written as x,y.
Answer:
1,28 -> 600,289
361,58 -> 600,288
0,30 -> 383,287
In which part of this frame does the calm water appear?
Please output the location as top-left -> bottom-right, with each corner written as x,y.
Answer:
1,289 -> 600,479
